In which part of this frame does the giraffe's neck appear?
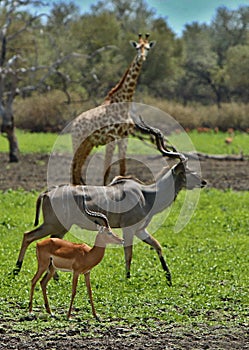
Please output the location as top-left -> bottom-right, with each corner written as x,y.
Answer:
104,55 -> 143,104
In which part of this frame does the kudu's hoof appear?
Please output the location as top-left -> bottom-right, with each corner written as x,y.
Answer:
12,266 -> 21,276
166,273 -> 172,287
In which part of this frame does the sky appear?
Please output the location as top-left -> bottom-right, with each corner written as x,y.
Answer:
69,0 -> 249,36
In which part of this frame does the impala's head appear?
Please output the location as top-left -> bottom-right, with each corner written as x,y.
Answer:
172,161 -> 207,190
96,224 -> 124,246
130,33 -> 156,61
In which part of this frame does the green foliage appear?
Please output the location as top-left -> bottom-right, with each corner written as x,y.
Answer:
3,1 -> 249,107
0,189 -> 248,333
225,45 -> 249,101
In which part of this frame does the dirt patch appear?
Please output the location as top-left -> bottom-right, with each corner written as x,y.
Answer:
0,152 -> 249,191
0,323 -> 249,349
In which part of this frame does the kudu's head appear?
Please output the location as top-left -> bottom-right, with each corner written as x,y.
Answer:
134,116 -> 207,190
172,161 -> 207,190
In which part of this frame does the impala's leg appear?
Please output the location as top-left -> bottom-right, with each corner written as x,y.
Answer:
67,272 -> 79,319
122,229 -> 134,278
84,272 -> 99,321
117,138 -> 128,176
136,229 -> 172,286
40,263 -> 56,315
14,224 -> 58,275
72,140 -> 93,185
29,259 -> 50,313
104,142 -> 116,185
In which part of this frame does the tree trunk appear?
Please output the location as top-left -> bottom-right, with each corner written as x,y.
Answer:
1,117 -> 19,162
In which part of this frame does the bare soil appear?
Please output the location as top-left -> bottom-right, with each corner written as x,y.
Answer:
0,152 -> 249,349
0,323 -> 249,350
0,152 -> 249,191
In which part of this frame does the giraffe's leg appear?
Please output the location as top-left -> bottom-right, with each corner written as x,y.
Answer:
72,140 -> 93,185
117,138 -> 128,176
104,142 -> 116,185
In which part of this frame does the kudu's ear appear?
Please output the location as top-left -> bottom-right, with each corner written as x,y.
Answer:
96,224 -> 104,233
172,161 -> 185,175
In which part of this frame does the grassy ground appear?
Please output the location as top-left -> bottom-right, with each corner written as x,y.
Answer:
0,129 -> 248,337
0,188 -> 248,334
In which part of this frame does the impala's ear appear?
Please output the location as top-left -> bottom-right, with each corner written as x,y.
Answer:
149,40 -> 156,48
130,40 -> 138,48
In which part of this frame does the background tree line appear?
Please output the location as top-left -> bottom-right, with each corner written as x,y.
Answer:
0,0 -> 248,161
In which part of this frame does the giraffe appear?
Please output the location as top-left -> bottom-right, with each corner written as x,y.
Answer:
71,34 -> 156,185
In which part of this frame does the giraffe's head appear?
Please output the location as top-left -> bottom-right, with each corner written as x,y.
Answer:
130,33 -> 156,61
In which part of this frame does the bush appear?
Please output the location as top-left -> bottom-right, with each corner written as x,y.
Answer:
142,96 -> 249,131
14,91 -> 85,132
14,91 -> 249,133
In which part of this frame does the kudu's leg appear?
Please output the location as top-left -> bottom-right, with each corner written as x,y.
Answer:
13,224 -> 66,275
136,229 -> 172,286
123,230 -> 134,278
14,224 -> 51,275
72,140 -> 93,185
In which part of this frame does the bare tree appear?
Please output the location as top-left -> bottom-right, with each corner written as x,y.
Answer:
0,0 -> 50,161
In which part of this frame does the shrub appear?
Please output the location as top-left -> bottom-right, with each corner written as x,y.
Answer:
14,91 -> 85,132
14,91 -> 249,132
142,96 -> 249,131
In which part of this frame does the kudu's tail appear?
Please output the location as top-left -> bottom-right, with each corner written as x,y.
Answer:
34,191 -> 47,226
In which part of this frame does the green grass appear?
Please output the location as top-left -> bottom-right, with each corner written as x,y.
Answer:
0,188 -> 248,334
179,129 -> 249,155
0,129 -> 248,155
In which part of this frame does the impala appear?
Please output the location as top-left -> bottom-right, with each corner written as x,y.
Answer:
29,200 -> 123,320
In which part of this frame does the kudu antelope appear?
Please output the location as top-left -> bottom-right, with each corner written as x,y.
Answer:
29,199 -> 123,320
14,134 -> 206,285
14,118 -> 206,285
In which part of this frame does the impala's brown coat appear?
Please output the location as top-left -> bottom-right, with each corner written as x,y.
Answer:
29,228 -> 123,319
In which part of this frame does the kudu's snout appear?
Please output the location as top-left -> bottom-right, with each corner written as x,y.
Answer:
201,179 -> 207,188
